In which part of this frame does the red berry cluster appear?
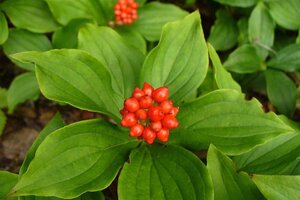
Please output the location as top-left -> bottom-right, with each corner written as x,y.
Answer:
120,83 -> 179,144
114,0 -> 139,25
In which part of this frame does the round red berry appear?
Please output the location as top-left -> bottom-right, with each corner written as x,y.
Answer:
132,87 -> 145,100
130,124 -> 144,137
157,128 -> 169,142
170,107 -> 179,116
152,87 -> 168,103
148,106 -> 164,122
143,128 -> 156,144
124,98 -> 139,112
162,114 -> 179,129
139,96 -> 153,109
160,100 -> 173,113
121,113 -> 137,127
150,121 -> 162,132
119,108 -> 128,116
142,82 -> 154,96
136,109 -> 147,120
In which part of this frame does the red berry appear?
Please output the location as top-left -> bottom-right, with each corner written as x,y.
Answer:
132,87 -> 144,100
120,108 -> 128,116
148,106 -> 164,122
136,109 -> 147,120
157,128 -> 169,142
121,113 -> 137,127
124,98 -> 139,112
150,121 -> 162,132
152,87 -> 168,103
130,124 -> 144,137
142,82 -> 154,96
143,128 -> 156,144
170,107 -> 179,116
139,96 -> 153,108
160,100 -> 173,113
162,115 -> 179,129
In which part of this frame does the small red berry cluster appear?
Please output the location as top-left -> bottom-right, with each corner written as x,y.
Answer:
120,83 -> 179,144
114,0 -> 139,25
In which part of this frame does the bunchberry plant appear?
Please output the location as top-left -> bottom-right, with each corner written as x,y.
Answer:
1,11 -> 300,200
114,0 -> 139,25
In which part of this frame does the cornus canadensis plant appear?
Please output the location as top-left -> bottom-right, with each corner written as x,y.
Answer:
114,0 -> 139,25
120,83 -> 179,144
2,11 -> 300,200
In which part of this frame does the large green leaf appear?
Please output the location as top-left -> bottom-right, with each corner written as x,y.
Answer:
268,44 -> 300,72
0,171 -> 18,199
11,49 -> 123,121
212,0 -> 256,7
0,109 -> 6,135
208,43 -> 241,92
7,72 -> 40,113
0,11 -> 8,44
10,119 -> 138,199
3,29 -> 52,71
19,113 -> 65,176
268,0 -> 300,30
208,9 -> 238,51
207,145 -> 264,200
238,18 -> 249,45
253,175 -> 300,200
169,89 -> 294,155
78,24 -> 144,98
118,145 -> 213,200
0,0 -> 59,33
19,191 -> 104,200
249,2 -> 275,60
52,19 -> 91,49
265,69 -> 297,116
46,0 -> 106,25
132,2 -> 188,41
224,45 -> 264,74
0,87 -> 7,108
140,11 -> 208,103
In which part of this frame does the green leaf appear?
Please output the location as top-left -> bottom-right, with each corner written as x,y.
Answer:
208,9 -> 238,51
268,0 -> 300,30
169,89 -> 294,155
249,2 -> 275,60
237,18 -> 249,45
133,2 -> 188,41
208,43 -> 241,92
3,29 -> 52,71
140,11 -> 208,103
11,119 -> 139,199
118,145 -> 213,200
19,191 -> 104,200
0,109 -> 6,135
268,44 -> 300,72
265,69 -> 297,116
234,133 -> 300,175
19,113 -> 65,176
0,0 -> 59,33
0,87 -> 8,108
52,19 -> 91,49
212,0 -> 256,7
0,11 -> 8,44
78,24 -> 145,98
224,45 -> 264,74
11,49 -> 123,121
115,26 -> 147,54
253,175 -> 300,200
207,145 -> 264,200
0,171 -> 18,199
46,0 -> 106,25
7,72 -> 39,113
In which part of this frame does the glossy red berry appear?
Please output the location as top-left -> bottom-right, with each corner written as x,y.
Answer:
170,107 -> 179,116
157,128 -> 169,142
124,98 -> 139,112
142,82 -> 154,96
132,87 -> 145,100
130,124 -> 144,137
120,108 -> 128,116
121,113 -> 137,127
148,106 -> 164,122
136,109 -> 147,120
143,128 -> 156,144
150,121 -> 162,132
152,87 -> 168,103
139,96 -> 153,108
162,115 -> 179,129
160,100 -> 173,114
